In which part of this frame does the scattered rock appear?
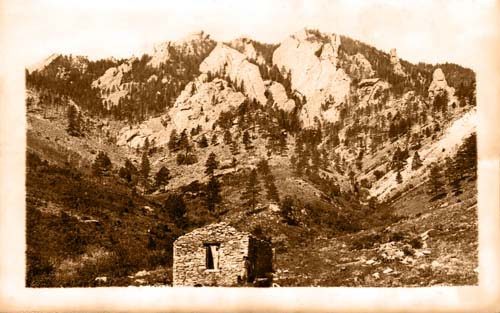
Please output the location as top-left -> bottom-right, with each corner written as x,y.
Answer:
383,267 -> 393,274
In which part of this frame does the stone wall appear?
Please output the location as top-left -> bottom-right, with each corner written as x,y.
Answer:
173,222 -> 251,286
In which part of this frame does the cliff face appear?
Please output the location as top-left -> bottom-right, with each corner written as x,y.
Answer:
199,43 -> 267,105
91,61 -> 134,108
116,75 -> 245,148
273,29 -> 351,127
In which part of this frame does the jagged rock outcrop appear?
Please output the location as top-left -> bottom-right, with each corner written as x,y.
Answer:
346,53 -> 374,79
228,38 -> 266,64
272,29 -> 351,127
148,31 -> 214,67
428,68 -> 456,102
200,43 -> 267,104
356,78 -> 390,108
265,81 -> 295,112
91,60 -> 134,108
116,75 -> 245,148
390,48 -> 406,76
164,76 -> 246,133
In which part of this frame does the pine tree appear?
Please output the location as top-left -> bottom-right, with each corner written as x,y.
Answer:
178,129 -> 191,157
396,170 -> 403,184
264,174 -> 280,202
155,166 -> 170,190
242,130 -> 252,150
411,151 -> 423,170
198,134 -> 209,148
223,129 -> 232,145
211,134 -> 218,145
205,152 -> 218,177
92,151 -> 112,176
205,175 -> 222,212
280,196 -> 296,225
230,139 -> 239,155
140,150 -> 150,183
455,133 -> 477,179
241,169 -> 261,210
168,129 -> 179,152
428,164 -> 446,196
163,194 -> 186,225
66,104 -> 81,136
119,158 -> 138,185
143,137 -> 150,154
257,158 -> 271,176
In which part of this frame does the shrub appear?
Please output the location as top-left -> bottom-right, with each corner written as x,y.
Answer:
409,237 -> 423,249
389,231 -> 405,242
176,153 -> 198,165
350,233 -> 382,250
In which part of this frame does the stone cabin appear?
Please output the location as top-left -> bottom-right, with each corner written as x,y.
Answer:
173,222 -> 273,287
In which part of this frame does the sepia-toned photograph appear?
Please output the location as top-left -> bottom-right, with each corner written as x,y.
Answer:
1,0 -> 500,311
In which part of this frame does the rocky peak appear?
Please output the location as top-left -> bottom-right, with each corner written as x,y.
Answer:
389,48 -> 406,76
149,31 -> 214,68
428,68 -> 456,102
199,43 -> 267,104
273,29 -> 350,127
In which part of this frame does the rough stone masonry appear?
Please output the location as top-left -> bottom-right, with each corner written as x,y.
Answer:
173,222 -> 273,286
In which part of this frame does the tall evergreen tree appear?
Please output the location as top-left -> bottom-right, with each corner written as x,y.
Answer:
163,194 -> 186,226
205,152 -> 218,177
241,169 -> 261,210
155,166 -> 171,190
411,151 -> 423,170
396,170 -> 403,184
242,130 -> 252,150
198,134 -> 209,148
168,129 -> 179,152
119,158 -> 138,185
66,104 -> 81,136
205,175 -> 222,212
178,129 -> 191,157
140,150 -> 150,183
92,151 -> 112,176
428,164 -> 446,196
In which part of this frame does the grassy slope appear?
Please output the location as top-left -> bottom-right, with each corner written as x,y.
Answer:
271,178 -> 477,286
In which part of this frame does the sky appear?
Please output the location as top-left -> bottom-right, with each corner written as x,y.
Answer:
2,0 -> 496,70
